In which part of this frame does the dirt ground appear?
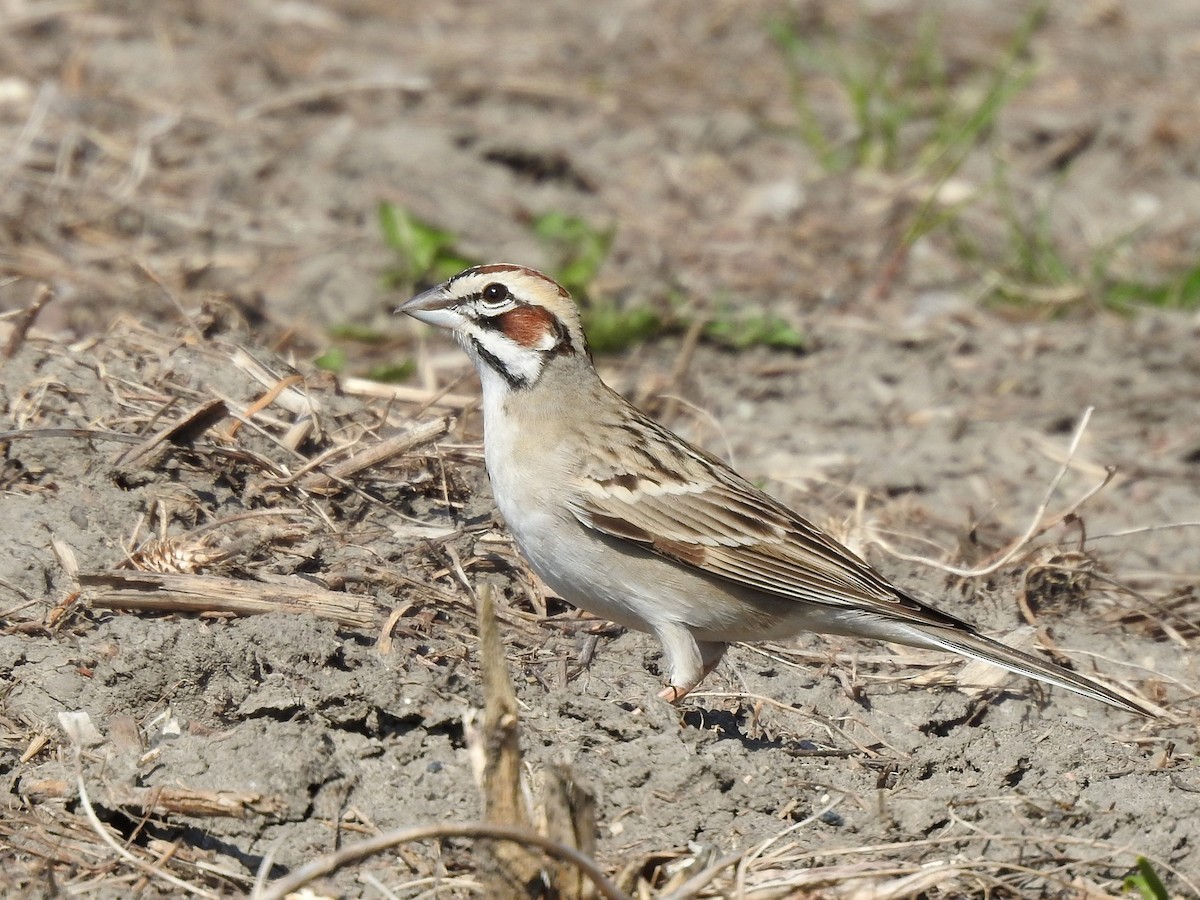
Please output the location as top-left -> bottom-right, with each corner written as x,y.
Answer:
2,2 -> 1199,898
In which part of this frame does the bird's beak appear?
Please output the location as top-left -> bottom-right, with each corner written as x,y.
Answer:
396,283 -> 460,331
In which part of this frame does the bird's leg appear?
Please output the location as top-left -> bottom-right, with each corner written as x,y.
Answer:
656,636 -> 727,705
657,683 -> 690,704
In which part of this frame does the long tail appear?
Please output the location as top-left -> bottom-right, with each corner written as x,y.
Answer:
914,626 -> 1158,717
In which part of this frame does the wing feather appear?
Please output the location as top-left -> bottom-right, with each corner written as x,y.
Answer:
570,432 -> 970,631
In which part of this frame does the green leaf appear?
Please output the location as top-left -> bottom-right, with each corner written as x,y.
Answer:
430,253 -> 476,284
1123,857 -> 1169,900
377,201 -> 467,287
377,200 -> 405,252
328,323 -> 387,343
532,210 -> 572,240
704,315 -> 806,350
366,360 -> 417,383
582,306 -> 663,354
1107,263 -> 1200,311
314,347 -> 347,372
531,211 -> 614,300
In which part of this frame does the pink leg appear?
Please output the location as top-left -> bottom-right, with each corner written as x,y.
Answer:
657,639 -> 727,704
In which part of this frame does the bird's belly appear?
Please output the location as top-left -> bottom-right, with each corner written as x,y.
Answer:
505,512 -> 660,632
502,508 -> 827,642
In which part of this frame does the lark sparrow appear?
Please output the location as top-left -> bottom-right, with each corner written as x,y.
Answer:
399,264 -> 1154,717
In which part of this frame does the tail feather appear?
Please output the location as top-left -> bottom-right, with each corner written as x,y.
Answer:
918,627 -> 1157,718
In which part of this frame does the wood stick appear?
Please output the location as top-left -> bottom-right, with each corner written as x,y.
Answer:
474,583 -> 545,896
80,571 -> 380,629
298,416 -> 452,494
113,399 -> 230,467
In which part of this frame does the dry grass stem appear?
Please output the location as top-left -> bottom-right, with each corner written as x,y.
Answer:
223,374 -> 305,440
113,398 -> 230,467
872,407 -> 1107,577
25,781 -> 287,820
237,75 -> 431,120
2,283 -> 54,358
70,759 -> 216,898
227,349 -> 321,416
134,259 -> 205,342
253,823 -> 630,900
1090,521 -> 1200,540
81,571 -> 381,629
341,375 -> 476,411
684,690 -> 901,759
298,416 -> 452,494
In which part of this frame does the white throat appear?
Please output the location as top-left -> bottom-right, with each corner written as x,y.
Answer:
459,328 -> 545,391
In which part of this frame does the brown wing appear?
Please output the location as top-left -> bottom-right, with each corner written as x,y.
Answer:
569,416 -> 971,632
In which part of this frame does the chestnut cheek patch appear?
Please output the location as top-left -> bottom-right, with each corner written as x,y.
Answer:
499,306 -> 560,351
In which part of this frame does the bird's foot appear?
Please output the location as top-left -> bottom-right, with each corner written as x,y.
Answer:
657,682 -> 695,705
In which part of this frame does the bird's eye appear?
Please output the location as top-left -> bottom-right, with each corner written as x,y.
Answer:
482,283 -> 509,304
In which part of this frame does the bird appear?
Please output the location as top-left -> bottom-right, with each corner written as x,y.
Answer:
398,263 -> 1155,717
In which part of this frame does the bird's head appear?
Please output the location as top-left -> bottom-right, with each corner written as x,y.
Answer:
398,264 -> 587,390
